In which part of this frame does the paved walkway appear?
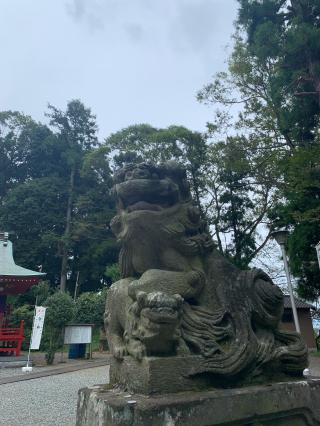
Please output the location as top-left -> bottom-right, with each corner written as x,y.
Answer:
0,365 -> 109,426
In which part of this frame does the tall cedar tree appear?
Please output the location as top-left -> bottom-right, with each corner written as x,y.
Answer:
46,100 -> 99,292
199,0 -> 320,297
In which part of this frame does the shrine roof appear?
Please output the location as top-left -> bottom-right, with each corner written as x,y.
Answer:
283,295 -> 315,310
0,238 -> 46,279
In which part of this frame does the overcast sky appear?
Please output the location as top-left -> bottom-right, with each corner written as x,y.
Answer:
2,0 -> 238,138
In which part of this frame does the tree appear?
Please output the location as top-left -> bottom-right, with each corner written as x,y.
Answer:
42,292 -> 75,364
204,136 -> 277,268
105,123 -> 278,267
199,0 -> 320,152
46,100 -> 98,292
269,139 -> 320,299
0,111 -> 59,200
236,0 -> 320,297
238,0 -> 320,110
198,0 -> 320,296
0,102 -> 117,293
68,146 -> 118,292
74,290 -> 107,328
0,177 -> 69,284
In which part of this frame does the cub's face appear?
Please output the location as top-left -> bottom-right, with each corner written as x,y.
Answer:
135,291 -> 183,351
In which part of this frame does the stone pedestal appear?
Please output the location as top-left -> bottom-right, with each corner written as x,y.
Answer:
77,378 -> 320,426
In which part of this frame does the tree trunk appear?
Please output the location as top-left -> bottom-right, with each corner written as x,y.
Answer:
60,166 -> 75,292
190,168 -> 205,220
290,0 -> 320,107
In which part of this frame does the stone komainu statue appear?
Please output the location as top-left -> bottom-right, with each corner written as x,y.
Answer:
105,161 -> 307,385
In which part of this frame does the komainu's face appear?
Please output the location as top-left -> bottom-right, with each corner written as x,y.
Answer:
112,162 -> 190,214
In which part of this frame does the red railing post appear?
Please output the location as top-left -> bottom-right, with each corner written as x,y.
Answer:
16,320 -> 24,356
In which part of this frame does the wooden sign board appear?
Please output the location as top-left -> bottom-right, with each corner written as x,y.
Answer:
64,324 -> 93,344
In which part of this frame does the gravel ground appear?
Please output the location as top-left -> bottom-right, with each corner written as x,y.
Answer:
0,365 -> 109,426
0,366 -> 48,378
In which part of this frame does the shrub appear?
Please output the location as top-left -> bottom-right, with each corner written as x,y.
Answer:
10,304 -> 34,350
29,281 -> 52,305
74,289 -> 107,328
105,263 -> 120,283
42,292 -> 75,364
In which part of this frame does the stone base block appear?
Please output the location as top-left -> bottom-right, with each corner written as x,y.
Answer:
77,379 -> 320,426
109,355 -> 206,394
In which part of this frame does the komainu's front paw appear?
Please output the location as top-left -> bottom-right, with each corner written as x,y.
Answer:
128,340 -> 146,361
113,345 -> 128,360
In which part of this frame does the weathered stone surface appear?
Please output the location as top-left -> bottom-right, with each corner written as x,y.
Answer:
105,162 -> 308,388
77,378 -> 320,426
109,355 -> 207,394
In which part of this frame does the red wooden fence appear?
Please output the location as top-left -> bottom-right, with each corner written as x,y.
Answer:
0,320 -> 24,356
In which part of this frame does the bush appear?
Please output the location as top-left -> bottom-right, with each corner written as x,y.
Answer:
74,289 -> 107,328
29,281 -> 52,305
42,292 -> 75,364
105,263 -> 120,283
10,304 -> 34,350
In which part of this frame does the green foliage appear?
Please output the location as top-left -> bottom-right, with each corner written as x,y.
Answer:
29,281 -> 52,305
47,99 -> 98,154
8,281 -> 53,311
74,290 -> 107,327
70,146 -> 118,292
42,292 -> 75,364
0,111 -> 70,200
235,0 -> 320,149
10,304 -> 34,328
270,141 -> 320,298
105,263 -> 120,283
204,135 -> 276,268
44,292 -> 75,329
0,177 -> 69,283
198,0 -> 320,295
10,304 -> 34,351
0,101 -> 117,293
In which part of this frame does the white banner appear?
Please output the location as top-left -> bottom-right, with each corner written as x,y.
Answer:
316,242 -> 320,270
30,306 -> 46,350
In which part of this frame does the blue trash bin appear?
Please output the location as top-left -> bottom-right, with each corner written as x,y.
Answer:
68,344 -> 79,359
78,343 -> 86,358
68,343 -> 86,359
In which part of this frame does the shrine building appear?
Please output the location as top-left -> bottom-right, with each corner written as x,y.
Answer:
0,232 -> 46,356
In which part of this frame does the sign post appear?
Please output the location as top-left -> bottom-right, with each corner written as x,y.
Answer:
271,230 -> 301,333
316,241 -> 320,271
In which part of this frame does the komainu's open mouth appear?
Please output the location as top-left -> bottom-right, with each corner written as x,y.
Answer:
112,162 -> 191,213
115,178 -> 179,212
